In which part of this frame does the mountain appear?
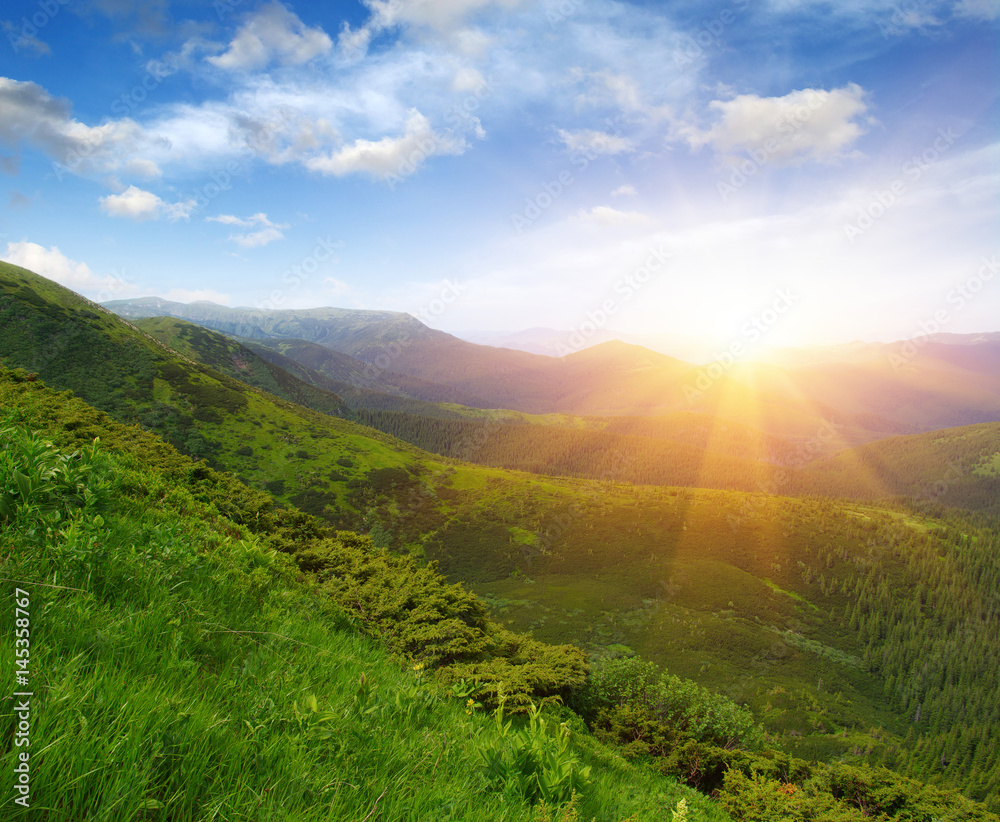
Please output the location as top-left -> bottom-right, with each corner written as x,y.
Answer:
455,326 -> 737,362
105,299 -> 1000,439
242,336 -> 492,408
1,263 -> 426,529
456,326 -> 625,355
8,265 -> 1000,811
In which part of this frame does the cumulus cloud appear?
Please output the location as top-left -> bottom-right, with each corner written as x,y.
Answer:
558,128 -> 634,156
1,241 -> 135,298
685,84 -> 871,165
208,2 -> 333,71
611,184 -> 637,198
0,77 -> 153,178
305,109 -> 466,178
99,185 -> 195,221
207,212 -> 289,247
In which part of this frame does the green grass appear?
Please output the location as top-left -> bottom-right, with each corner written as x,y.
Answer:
0,425 -> 728,822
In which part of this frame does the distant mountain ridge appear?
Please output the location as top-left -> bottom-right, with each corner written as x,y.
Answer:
104,297 -> 1000,439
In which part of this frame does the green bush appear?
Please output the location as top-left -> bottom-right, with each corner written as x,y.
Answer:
581,657 -> 764,751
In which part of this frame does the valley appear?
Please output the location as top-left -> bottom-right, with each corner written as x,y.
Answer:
3,260 -> 1000,818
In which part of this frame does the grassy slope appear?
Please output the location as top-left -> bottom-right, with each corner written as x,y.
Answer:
0,267 -> 971,722
0,262 -> 432,526
0,403 -> 722,821
133,316 -> 351,418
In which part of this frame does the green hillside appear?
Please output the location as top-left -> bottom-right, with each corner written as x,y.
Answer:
0,261 -> 429,527
134,316 -> 351,418
1,374 -> 728,821
5,264 -> 1000,814
800,423 -> 1000,517
3,366 -> 997,820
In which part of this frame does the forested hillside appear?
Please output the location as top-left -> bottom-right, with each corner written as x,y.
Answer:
3,363 -> 997,820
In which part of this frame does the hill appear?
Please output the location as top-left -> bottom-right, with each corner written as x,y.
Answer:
1,370 -> 728,821
0,261 -> 429,528
6,265 -> 1000,811
799,422 -> 1000,517
2,363 -> 997,819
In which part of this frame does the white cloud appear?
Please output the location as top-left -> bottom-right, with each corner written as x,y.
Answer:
125,158 -> 162,178
207,212 -> 289,247
206,214 -> 253,227
578,205 -> 652,227
0,77 -> 154,178
558,128 -> 634,156
574,70 -> 644,113
685,84 -> 871,165
325,277 -> 351,297
232,226 -> 286,248
305,109 -> 466,178
452,66 -> 486,93
1,241 -> 135,298
208,2 -> 332,71
611,184 -> 637,197
362,0 -> 526,33
99,185 -> 195,221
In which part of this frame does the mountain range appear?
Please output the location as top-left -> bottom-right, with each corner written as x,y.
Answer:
3,262 -> 1000,814
106,296 -> 1000,441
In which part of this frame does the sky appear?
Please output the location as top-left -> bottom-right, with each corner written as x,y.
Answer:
0,0 -> 998,357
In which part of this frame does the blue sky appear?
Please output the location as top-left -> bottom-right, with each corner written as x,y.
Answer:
1,0 -> 997,355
